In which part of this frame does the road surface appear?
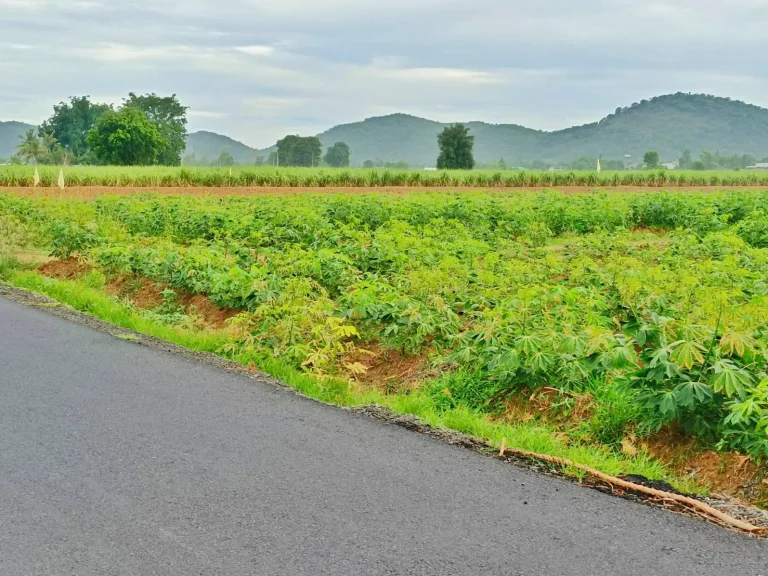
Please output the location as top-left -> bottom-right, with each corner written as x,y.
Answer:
0,296 -> 765,575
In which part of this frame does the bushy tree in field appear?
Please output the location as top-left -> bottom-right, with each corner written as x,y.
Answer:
216,150 -> 235,166
363,159 -> 375,168
276,135 -> 322,167
678,149 -> 692,170
123,92 -> 188,166
437,124 -> 474,170
643,150 -> 660,168
323,142 -> 350,167
40,96 -> 112,161
86,108 -> 166,165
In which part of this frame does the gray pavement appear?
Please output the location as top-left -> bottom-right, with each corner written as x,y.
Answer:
0,296 -> 765,575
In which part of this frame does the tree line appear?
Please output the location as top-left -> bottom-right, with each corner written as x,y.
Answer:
15,94 -> 188,166
9,95 -> 768,170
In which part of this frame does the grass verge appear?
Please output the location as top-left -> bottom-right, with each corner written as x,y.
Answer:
1,265 -> 702,495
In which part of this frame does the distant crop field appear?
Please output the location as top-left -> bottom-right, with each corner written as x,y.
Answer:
3,165 -> 768,188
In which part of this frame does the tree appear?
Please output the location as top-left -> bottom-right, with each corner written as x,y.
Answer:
215,150 -> 235,166
363,159 -> 375,168
16,129 -> 45,164
86,107 -> 166,165
643,150 -> 660,168
678,149 -> 692,170
40,96 -> 111,160
437,124 -> 474,170
123,92 -> 188,165
275,135 -> 322,167
323,142 -> 350,167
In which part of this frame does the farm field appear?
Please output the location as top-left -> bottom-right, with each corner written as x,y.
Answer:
2,188 -> 768,503
4,164 -> 768,189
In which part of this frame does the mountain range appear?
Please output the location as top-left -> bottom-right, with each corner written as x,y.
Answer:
5,93 -> 768,166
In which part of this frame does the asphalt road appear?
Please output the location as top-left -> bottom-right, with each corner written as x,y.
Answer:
0,296 -> 766,576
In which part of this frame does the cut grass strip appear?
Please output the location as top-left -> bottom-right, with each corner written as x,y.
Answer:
3,268 -> 702,495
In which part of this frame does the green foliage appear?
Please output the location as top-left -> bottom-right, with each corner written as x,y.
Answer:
437,124 -> 475,170
6,164 -> 768,188
16,129 -> 46,164
644,151 -> 660,168
40,96 -> 112,161
216,150 -> 235,167
123,92 -> 188,166
323,142 -> 351,167
86,108 -> 167,166
276,135 -> 323,167
11,189 -> 768,460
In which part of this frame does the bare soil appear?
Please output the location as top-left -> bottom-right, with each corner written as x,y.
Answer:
645,428 -> 768,506
37,257 -> 92,279
7,184 -> 768,199
345,344 -> 430,392
37,260 -> 238,331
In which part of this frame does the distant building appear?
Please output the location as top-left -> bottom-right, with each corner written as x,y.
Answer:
423,167 -> 437,171
745,163 -> 768,170
661,162 -> 678,170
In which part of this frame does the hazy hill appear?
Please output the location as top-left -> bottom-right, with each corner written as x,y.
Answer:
308,94 -> 768,166
8,93 -> 768,166
185,131 -> 260,164
0,121 -> 34,159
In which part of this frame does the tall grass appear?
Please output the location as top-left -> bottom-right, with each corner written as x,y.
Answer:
2,165 -> 768,188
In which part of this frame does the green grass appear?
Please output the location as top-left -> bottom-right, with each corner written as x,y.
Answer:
1,164 -> 767,188
1,266 -> 701,495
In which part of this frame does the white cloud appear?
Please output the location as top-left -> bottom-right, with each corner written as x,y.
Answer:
3,0 -> 768,148
243,97 -> 307,110
188,110 -> 229,119
233,45 -> 274,56
0,0 -> 47,8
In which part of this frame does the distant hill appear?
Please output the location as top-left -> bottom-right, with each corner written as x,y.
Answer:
306,94 -> 768,166
8,93 -> 768,166
185,131 -> 260,164
0,121 -> 34,159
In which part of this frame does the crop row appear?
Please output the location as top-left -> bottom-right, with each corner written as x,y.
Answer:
4,190 -> 768,459
3,166 -> 768,188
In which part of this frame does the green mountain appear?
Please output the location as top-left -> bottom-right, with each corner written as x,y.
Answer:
308,93 -> 768,166
8,93 -> 768,166
0,121 -> 34,160
185,130 -> 260,164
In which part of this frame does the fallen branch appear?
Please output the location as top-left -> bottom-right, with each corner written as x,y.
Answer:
498,441 -> 766,535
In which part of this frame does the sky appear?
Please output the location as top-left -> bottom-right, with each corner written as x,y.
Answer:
2,0 -> 768,148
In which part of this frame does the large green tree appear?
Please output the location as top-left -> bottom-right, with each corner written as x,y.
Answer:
39,96 -> 111,160
123,92 -> 188,165
86,107 -> 166,165
276,135 -> 322,167
436,124 -> 474,170
323,142 -> 350,167
643,150 -> 660,168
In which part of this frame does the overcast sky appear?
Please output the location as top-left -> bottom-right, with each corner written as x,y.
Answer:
2,0 -> 768,148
